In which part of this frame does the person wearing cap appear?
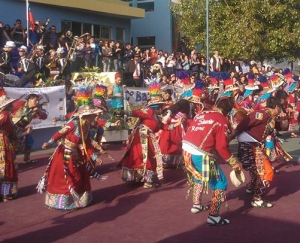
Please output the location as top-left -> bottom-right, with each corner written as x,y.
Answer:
32,45 -> 48,79
11,93 -> 48,164
0,41 -> 16,74
56,47 -> 71,81
229,96 -> 281,208
182,97 -> 241,225
38,83 -> 105,210
0,87 -> 31,202
107,73 -> 125,117
17,45 -> 38,87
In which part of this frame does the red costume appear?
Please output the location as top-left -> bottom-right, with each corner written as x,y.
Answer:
40,119 -> 101,210
0,110 -> 18,201
120,108 -> 164,185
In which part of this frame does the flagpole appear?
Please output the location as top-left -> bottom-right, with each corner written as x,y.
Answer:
26,0 -> 29,46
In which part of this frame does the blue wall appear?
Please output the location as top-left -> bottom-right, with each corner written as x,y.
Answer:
130,0 -> 172,53
0,0 -> 132,42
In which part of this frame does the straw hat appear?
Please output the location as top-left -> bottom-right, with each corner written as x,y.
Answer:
230,170 -> 245,187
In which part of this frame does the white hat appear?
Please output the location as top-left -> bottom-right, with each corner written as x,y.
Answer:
18,45 -> 27,53
36,45 -> 44,50
230,170 -> 245,187
56,47 -> 64,54
4,41 -> 16,48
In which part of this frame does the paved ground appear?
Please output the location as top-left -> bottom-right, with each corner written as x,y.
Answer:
0,132 -> 300,243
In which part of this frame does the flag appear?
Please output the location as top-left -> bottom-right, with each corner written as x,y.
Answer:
28,6 -> 35,32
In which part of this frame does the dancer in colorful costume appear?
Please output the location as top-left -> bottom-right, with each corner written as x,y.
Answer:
37,83 -> 104,210
119,81 -> 181,188
0,88 -> 21,202
159,81 -> 205,168
11,93 -> 48,164
230,97 -> 281,208
182,97 -> 241,226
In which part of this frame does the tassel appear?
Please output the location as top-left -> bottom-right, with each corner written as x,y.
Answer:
36,176 -> 46,194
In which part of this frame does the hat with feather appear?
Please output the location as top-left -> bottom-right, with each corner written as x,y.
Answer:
73,82 -> 102,117
245,72 -> 259,90
176,70 -> 190,85
208,72 -> 220,89
188,80 -> 206,104
269,73 -> 285,89
93,83 -> 108,111
146,80 -> 165,108
221,72 -> 239,91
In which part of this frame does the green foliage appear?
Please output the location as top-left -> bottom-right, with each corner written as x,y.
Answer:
43,77 -> 64,87
172,0 -> 300,61
80,66 -> 101,73
105,108 -> 129,131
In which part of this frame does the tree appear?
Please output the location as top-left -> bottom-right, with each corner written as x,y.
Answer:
172,0 -> 300,61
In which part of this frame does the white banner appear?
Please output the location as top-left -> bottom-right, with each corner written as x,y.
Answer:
6,86 -> 67,129
123,86 -> 178,111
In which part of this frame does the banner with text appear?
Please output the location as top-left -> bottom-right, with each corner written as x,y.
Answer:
6,86 -> 67,129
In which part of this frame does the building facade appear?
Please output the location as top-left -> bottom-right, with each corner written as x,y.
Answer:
122,0 -> 179,54
1,0 -> 144,43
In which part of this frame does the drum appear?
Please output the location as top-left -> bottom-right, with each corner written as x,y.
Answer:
4,74 -> 20,87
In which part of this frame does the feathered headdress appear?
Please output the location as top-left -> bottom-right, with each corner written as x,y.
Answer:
245,72 -> 259,90
269,73 -> 285,89
283,68 -> 293,80
189,80 -> 206,104
176,70 -> 190,85
258,75 -> 269,89
221,72 -> 237,91
73,82 -> 101,116
147,80 -> 164,107
93,83 -> 108,110
209,72 -> 219,89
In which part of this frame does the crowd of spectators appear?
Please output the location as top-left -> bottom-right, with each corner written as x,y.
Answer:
0,18 -> 290,89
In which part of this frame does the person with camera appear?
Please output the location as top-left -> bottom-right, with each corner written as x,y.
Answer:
10,19 -> 25,47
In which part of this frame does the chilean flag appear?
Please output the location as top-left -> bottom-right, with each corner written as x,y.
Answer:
28,6 -> 35,31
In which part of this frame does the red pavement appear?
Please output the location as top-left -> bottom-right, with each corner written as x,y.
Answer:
0,142 -> 300,243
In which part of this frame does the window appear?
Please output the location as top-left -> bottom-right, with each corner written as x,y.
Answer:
83,23 -> 92,34
116,28 -> 125,42
94,24 -> 101,39
100,26 -> 111,40
71,22 -> 82,36
137,0 -> 154,12
137,36 -> 155,49
61,21 -> 111,40
61,20 -> 71,33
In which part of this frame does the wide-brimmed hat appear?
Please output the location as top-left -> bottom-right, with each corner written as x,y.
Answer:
4,41 -> 16,48
269,73 -> 285,89
0,88 -> 16,110
230,170 -> 245,187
